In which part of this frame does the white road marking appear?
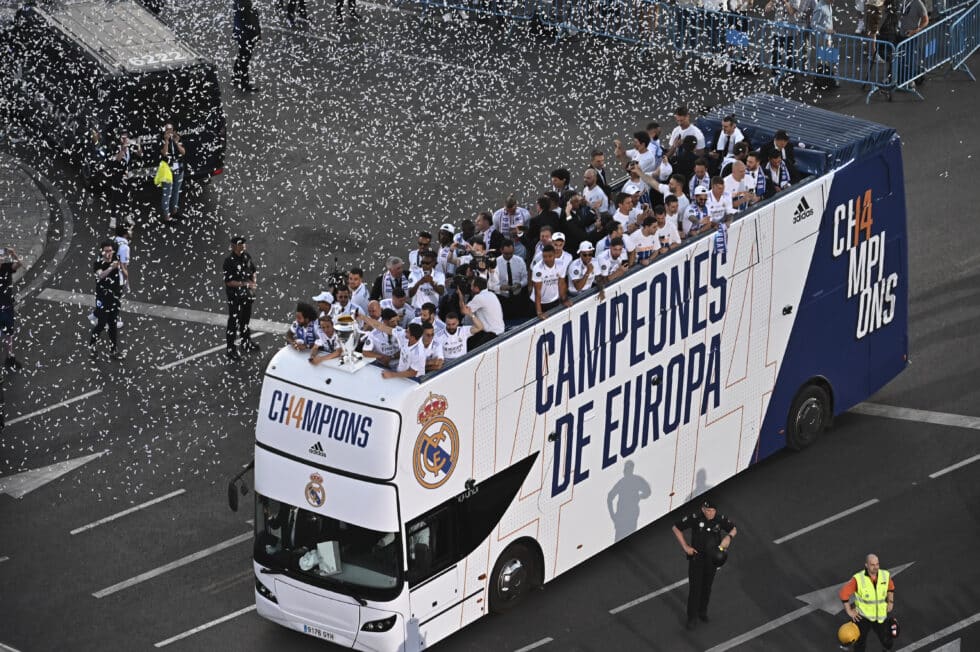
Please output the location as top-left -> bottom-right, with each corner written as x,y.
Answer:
0,451 -> 107,499
609,578 -> 688,614
154,605 -> 256,648
155,333 -> 267,370
0,556 -> 9,563
0,642 -> 24,652
92,531 -> 252,598
930,639 -> 961,652
929,453 -> 980,479
773,498 -> 880,544
513,638 -> 554,652
37,289 -> 288,334
201,569 -> 254,594
5,389 -> 103,426
264,23 -> 341,43
850,403 -> 980,430
70,489 -> 186,535
895,613 -> 980,651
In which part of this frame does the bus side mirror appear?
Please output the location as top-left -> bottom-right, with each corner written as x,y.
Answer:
228,479 -> 249,512
228,481 -> 239,512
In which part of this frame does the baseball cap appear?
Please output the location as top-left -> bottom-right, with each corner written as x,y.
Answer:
380,308 -> 398,320
313,291 -> 334,303
694,186 -> 709,196
577,241 -> 595,253
552,232 -> 566,241
701,497 -> 716,509
230,235 -> 247,245
439,223 -> 455,234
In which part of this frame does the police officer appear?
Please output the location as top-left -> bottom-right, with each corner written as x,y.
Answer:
223,236 -> 259,360
90,240 -> 125,359
671,497 -> 737,629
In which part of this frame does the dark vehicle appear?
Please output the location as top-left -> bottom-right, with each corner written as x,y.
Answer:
1,0 -> 225,184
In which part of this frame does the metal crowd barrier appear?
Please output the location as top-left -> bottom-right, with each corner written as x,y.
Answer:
891,9 -> 966,98
933,0 -> 974,16
398,0 -> 976,100
399,0 -> 537,21
949,0 -> 979,80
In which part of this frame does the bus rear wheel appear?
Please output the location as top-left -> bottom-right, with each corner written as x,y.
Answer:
489,543 -> 536,614
787,384 -> 831,450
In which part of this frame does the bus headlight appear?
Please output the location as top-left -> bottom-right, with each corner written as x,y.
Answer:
360,615 -> 397,633
255,577 -> 278,604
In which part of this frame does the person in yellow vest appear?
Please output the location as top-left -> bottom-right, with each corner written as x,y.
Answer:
838,554 -> 896,650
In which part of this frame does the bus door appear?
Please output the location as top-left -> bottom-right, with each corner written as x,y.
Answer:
406,504 -> 460,640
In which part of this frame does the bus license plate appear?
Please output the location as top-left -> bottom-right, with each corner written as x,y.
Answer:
303,624 -> 335,641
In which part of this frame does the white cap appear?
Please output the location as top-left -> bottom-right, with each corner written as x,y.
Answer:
694,185 -> 709,196
577,241 -> 595,253
439,223 -> 455,234
552,232 -> 566,241
623,180 -> 645,195
313,291 -> 334,303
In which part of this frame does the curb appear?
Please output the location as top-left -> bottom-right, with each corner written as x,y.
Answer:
6,157 -> 75,304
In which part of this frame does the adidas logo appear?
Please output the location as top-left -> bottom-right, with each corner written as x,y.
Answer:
792,197 -> 814,224
308,441 -> 326,458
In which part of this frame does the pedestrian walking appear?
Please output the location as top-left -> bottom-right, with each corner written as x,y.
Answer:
0,247 -> 24,371
839,554 -> 897,651
671,497 -> 737,630
232,0 -> 261,92
160,123 -> 185,222
223,236 -> 259,360
90,241 -> 125,359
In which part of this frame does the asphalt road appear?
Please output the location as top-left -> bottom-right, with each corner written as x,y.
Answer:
1,1 -> 978,651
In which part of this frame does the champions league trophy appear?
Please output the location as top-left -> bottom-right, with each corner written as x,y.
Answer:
333,314 -> 363,367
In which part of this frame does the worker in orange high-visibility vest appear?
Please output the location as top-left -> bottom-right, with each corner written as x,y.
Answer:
839,553 -> 896,651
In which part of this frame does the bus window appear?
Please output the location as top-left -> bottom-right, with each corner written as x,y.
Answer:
406,506 -> 455,586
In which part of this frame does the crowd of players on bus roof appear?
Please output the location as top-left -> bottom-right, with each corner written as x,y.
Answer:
283,107 -> 803,381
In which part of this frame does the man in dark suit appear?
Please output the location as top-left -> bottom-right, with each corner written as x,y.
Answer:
523,195 -> 561,259
759,130 -> 798,181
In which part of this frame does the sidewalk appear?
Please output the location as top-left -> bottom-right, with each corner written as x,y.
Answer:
0,153 -> 56,288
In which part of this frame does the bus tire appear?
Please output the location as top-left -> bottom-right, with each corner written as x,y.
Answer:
488,543 -> 536,614
787,383 -> 831,450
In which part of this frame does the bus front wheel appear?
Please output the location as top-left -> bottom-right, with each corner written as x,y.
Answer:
489,543 -> 536,614
787,383 -> 831,450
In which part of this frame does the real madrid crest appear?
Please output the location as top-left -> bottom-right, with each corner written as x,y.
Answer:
413,392 -> 459,489
305,472 -> 325,508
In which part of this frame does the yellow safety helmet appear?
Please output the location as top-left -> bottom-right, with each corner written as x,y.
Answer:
838,621 -> 860,644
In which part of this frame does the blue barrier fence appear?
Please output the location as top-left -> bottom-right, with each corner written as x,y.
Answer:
949,0 -> 979,79
400,0 -> 978,99
891,9 -> 966,97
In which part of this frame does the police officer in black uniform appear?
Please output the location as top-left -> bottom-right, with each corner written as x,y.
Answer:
671,497 -> 737,630
90,240 -> 125,359
223,236 -> 259,360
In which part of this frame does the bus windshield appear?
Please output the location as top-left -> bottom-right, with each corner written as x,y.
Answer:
254,493 -> 402,600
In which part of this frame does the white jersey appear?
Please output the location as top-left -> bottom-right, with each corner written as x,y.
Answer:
706,192 -> 736,224
530,260 -> 563,304
349,284 -> 370,313
329,302 -> 360,320
364,327 -> 401,362
396,339 -> 427,377
596,249 -> 628,277
313,327 -> 340,353
439,326 -> 472,360
626,148 -> 658,175
408,268 -> 446,310
567,257 -> 605,295
435,246 -> 456,277
668,124 -> 706,150
582,184 -> 609,214
422,338 -> 443,364
379,299 -> 418,327
655,220 -> 683,245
